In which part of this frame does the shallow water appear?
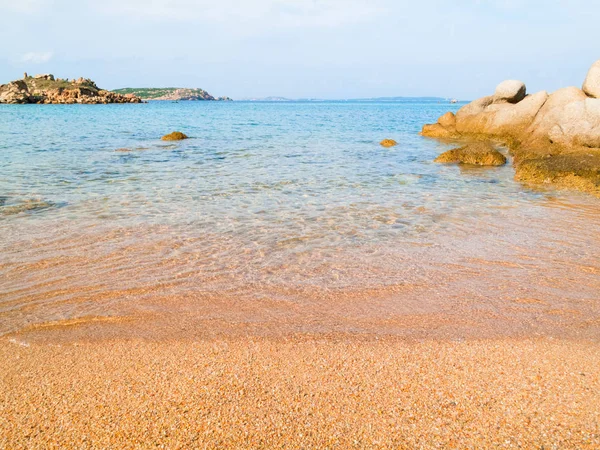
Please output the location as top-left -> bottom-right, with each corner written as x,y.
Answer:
1,101 -> 599,340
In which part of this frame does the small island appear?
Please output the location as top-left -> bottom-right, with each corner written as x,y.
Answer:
112,87 -> 232,101
0,73 -> 143,104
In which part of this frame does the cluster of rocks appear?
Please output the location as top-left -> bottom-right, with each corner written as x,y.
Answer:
422,60 -> 600,195
0,74 -> 143,104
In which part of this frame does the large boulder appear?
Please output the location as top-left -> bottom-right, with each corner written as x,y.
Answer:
454,91 -> 547,136
434,142 -> 507,166
484,91 -> 548,135
583,60 -> 600,98
494,80 -> 526,104
524,87 -> 600,148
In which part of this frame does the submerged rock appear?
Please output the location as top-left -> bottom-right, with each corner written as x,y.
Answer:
380,139 -> 398,147
161,131 -> 189,141
515,153 -> 600,195
435,142 -> 507,166
1,199 -> 54,215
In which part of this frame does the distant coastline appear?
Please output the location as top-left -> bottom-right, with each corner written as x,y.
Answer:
112,87 -> 232,102
236,96 -> 463,103
1,74 -> 464,104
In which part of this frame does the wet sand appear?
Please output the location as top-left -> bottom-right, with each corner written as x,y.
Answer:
2,335 -> 599,448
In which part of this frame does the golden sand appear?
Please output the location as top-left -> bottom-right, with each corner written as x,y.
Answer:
1,336 -> 599,449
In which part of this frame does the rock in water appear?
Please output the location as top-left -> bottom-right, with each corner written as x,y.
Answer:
494,80 -> 527,104
380,139 -> 398,147
434,142 -> 507,166
161,131 -> 189,141
583,60 -> 600,98
515,153 -> 600,194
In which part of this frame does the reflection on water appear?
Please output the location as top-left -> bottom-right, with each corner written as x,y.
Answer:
1,101 -> 599,339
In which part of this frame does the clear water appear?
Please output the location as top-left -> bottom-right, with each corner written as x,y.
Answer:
1,101 -> 599,338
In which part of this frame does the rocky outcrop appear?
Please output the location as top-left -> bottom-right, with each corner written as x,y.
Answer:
0,74 -> 143,104
434,142 -> 506,166
421,59 -> 600,196
0,80 -> 31,104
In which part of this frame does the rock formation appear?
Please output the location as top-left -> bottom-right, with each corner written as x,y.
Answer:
434,142 -> 506,166
0,74 -> 143,104
421,59 -> 600,196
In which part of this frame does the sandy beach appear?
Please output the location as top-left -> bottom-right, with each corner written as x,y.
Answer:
3,1 -> 600,447
2,335 -> 599,448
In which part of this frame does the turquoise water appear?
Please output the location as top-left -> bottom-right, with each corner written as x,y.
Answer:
1,101 -> 600,337
0,100 -> 530,233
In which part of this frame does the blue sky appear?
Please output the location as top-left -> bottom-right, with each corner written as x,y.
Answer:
1,0 -> 598,100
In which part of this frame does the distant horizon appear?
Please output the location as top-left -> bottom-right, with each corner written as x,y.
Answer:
2,1 -> 599,99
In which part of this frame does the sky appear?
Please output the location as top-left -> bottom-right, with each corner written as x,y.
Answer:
1,0 -> 599,100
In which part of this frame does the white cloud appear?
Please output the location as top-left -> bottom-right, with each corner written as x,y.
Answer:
0,0 -> 50,13
20,51 -> 54,64
94,0 -> 386,28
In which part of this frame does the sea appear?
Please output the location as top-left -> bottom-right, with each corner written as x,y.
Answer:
1,100 -> 599,340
